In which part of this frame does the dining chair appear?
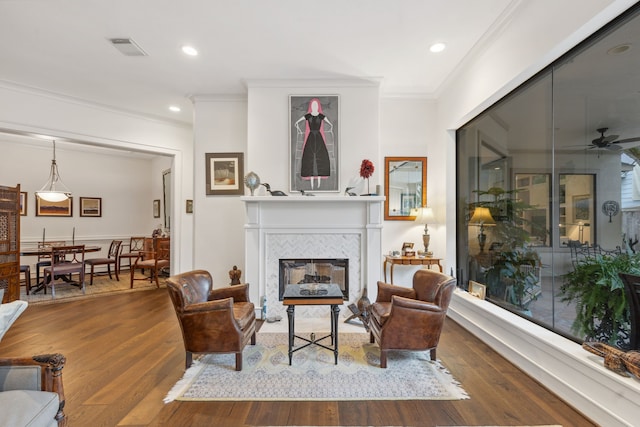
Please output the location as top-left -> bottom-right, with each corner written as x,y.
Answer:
43,245 -> 86,298
130,238 -> 170,288
84,240 -> 122,285
35,241 -> 66,290
19,264 -> 31,295
117,236 -> 146,275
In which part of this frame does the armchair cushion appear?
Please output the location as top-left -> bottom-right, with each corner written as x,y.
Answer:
0,365 -> 41,390
0,390 -> 59,427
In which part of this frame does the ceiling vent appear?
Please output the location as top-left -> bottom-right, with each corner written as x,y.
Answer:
108,38 -> 148,56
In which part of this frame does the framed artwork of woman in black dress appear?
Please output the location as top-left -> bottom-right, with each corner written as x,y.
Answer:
290,95 -> 339,193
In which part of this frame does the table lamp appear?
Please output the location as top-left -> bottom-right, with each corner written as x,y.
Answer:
469,207 -> 495,252
414,207 -> 435,254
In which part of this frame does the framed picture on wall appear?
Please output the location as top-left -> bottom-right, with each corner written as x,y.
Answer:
573,195 -> 591,222
20,192 -> 27,216
36,196 -> 72,217
289,95 -> 340,193
153,199 -> 161,218
205,152 -> 244,195
79,197 -> 102,217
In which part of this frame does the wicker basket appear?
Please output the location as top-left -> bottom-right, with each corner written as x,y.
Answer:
583,341 -> 640,379
622,351 -> 640,379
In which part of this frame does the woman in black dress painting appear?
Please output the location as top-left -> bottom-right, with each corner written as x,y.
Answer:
294,98 -> 333,190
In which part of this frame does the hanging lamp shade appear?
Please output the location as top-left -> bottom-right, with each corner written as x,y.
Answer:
35,140 -> 71,202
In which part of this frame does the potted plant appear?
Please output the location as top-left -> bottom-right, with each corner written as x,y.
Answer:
470,187 -> 545,310
560,250 -> 637,348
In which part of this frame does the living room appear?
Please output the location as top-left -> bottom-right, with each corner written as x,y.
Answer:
2,1 -> 640,426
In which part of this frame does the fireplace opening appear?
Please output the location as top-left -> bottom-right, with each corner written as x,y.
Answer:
279,258 -> 349,301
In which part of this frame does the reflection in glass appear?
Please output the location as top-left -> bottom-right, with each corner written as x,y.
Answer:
456,5 -> 640,346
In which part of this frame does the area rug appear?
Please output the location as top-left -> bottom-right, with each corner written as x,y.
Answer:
21,271 -> 166,305
164,332 -> 469,402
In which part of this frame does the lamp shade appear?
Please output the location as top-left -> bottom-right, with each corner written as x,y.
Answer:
35,140 -> 71,202
469,207 -> 495,225
414,207 -> 435,224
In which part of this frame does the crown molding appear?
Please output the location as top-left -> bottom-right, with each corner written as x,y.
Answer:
0,79 -> 191,128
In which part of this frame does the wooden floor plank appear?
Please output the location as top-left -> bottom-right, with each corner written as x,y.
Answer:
0,287 -> 597,426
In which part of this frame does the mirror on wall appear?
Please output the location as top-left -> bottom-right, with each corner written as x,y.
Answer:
384,157 -> 427,220
163,169 -> 171,230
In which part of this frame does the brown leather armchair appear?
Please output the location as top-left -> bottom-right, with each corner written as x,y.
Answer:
369,269 -> 456,368
166,270 -> 257,371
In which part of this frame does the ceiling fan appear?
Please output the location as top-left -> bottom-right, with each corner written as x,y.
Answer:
587,127 -> 640,151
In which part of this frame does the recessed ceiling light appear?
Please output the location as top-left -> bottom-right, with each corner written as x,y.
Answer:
181,45 -> 198,56
429,42 -> 446,53
169,106 -> 181,113
607,43 -> 632,55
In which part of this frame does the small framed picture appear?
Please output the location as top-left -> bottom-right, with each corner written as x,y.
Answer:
469,281 -> 487,300
186,199 -> 193,214
36,195 -> 72,217
79,197 -> 102,217
20,192 -> 27,216
153,199 -> 161,218
205,152 -> 244,195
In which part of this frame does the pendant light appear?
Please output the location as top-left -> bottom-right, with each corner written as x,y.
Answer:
35,140 -> 71,202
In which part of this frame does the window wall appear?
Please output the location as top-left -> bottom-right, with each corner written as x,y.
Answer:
456,4 -> 640,346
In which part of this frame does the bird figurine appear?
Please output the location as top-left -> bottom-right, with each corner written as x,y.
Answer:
345,186 -> 357,196
261,183 -> 287,196
299,190 -> 315,196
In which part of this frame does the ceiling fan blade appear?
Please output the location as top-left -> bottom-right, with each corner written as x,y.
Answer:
605,144 -> 623,151
613,137 -> 640,144
602,135 -> 619,143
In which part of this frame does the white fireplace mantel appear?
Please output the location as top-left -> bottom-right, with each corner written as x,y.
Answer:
242,196 -> 384,318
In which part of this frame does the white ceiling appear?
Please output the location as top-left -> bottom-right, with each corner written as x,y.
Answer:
0,0 -> 515,125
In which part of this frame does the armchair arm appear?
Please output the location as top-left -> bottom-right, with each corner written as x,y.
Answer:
184,297 -> 233,313
391,295 -> 443,313
0,353 -> 66,425
375,281 -> 416,303
208,283 -> 250,303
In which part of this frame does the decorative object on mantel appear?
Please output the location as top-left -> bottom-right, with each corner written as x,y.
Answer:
298,190 -> 315,196
244,171 -> 261,196
261,183 -> 287,196
359,159 -> 375,195
344,186 -> 357,196
601,200 -> 620,223
229,265 -> 242,285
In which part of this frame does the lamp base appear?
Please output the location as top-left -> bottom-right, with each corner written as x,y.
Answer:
422,233 -> 430,253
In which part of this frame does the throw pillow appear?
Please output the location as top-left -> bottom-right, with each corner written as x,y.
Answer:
0,298 -> 28,342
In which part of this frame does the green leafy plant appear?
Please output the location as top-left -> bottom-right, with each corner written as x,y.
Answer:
560,251 -> 637,348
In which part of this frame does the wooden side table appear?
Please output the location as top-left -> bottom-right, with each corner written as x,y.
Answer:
383,255 -> 443,284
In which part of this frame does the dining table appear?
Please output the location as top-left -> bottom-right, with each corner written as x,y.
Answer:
20,245 -> 102,294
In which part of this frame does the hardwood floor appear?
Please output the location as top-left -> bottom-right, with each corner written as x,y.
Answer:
0,288 -> 596,427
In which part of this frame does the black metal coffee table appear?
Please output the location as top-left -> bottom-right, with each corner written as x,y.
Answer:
282,283 -> 344,365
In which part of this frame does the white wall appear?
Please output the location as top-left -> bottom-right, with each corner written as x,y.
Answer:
192,95 -> 248,285
379,96 -> 446,284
